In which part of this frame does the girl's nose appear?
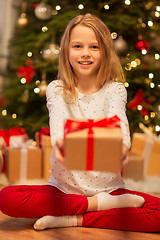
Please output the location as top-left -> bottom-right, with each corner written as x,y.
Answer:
81,47 -> 91,57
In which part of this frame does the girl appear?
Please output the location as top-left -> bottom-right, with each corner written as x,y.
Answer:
0,14 -> 160,232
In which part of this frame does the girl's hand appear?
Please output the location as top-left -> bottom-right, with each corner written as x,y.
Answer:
122,144 -> 129,168
55,138 -> 64,165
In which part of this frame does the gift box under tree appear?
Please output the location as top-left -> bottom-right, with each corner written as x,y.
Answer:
5,141 -> 42,183
36,127 -> 52,181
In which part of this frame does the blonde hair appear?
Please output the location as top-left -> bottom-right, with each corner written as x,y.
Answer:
58,13 -> 125,101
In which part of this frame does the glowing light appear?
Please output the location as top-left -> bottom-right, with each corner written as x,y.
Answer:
35,80 -> 40,85
155,11 -> 160,17
144,115 -> 149,121
156,6 -> 160,11
2,109 -> 7,116
111,32 -> 117,39
104,4 -> 109,10
149,73 -> 154,79
150,112 -> 156,118
125,63 -> 132,71
137,105 -> 142,111
27,52 -> 32,57
55,5 -> 61,11
20,78 -> 26,84
141,48 -> 147,55
158,85 -> 160,88
155,54 -> 160,60
135,59 -> 141,65
155,125 -> 160,132
124,82 -> 129,87
148,20 -> 153,27
78,4 -> 84,9
125,0 -> 131,5
142,23 -> 146,28
12,113 -> 17,119
131,61 -> 137,68
52,10 -> 58,15
150,82 -> 155,88
34,87 -> 40,93
42,26 -> 48,32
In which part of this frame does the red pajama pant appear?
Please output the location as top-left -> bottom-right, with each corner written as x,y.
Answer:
0,185 -> 160,232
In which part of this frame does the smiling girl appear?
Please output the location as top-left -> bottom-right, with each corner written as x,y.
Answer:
0,14 -> 160,233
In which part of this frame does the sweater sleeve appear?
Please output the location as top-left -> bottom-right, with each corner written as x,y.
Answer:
46,81 -> 66,146
107,83 -> 131,149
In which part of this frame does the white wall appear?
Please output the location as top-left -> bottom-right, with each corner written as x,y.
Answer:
0,0 -> 20,94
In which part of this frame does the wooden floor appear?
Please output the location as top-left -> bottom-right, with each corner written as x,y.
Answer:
0,185 -> 160,240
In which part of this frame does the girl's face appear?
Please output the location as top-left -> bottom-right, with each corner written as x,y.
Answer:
69,25 -> 101,81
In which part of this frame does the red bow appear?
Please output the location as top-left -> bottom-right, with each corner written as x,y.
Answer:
128,89 -> 152,116
64,115 -> 120,170
0,126 -> 26,146
37,127 -> 50,147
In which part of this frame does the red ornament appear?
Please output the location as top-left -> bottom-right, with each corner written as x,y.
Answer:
17,65 -> 36,83
128,89 -> 152,116
135,39 -> 150,52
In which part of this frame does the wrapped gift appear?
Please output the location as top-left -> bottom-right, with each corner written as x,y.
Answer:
0,126 -> 27,173
131,127 -> 160,176
146,141 -> 160,176
122,152 -> 144,180
35,127 -> 51,181
64,116 -> 122,172
41,135 -> 52,181
5,141 -> 42,183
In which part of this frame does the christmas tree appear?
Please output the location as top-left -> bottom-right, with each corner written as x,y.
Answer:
0,0 -> 160,138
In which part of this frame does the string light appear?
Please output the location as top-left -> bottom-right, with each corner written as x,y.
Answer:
156,6 -> 160,11
150,112 -> 156,118
125,0 -> 131,5
137,105 -> 142,111
20,78 -> 26,84
149,73 -> 154,79
42,26 -> 48,32
150,82 -> 155,88
155,125 -> 160,132
27,52 -> 32,57
2,110 -> 7,116
34,87 -> 40,93
135,59 -> 141,65
12,113 -> 17,119
124,82 -> 129,87
125,63 -> 132,71
35,80 -> 40,85
111,32 -> 117,39
55,5 -> 61,11
155,11 -> 160,17
144,115 -> 149,121
155,54 -> 160,60
104,4 -> 109,10
141,48 -> 147,55
78,4 -> 84,9
148,20 -> 153,27
131,61 -> 137,68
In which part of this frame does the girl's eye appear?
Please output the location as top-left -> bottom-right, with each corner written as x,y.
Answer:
92,45 -> 99,49
74,45 -> 81,48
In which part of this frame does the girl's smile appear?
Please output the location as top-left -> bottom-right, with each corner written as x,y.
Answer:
69,25 -> 101,82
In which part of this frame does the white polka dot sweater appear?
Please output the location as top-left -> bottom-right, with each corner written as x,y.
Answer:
46,80 -> 131,196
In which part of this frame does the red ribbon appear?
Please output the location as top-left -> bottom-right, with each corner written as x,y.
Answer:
37,127 -> 50,147
64,115 -> 120,170
0,126 -> 26,146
